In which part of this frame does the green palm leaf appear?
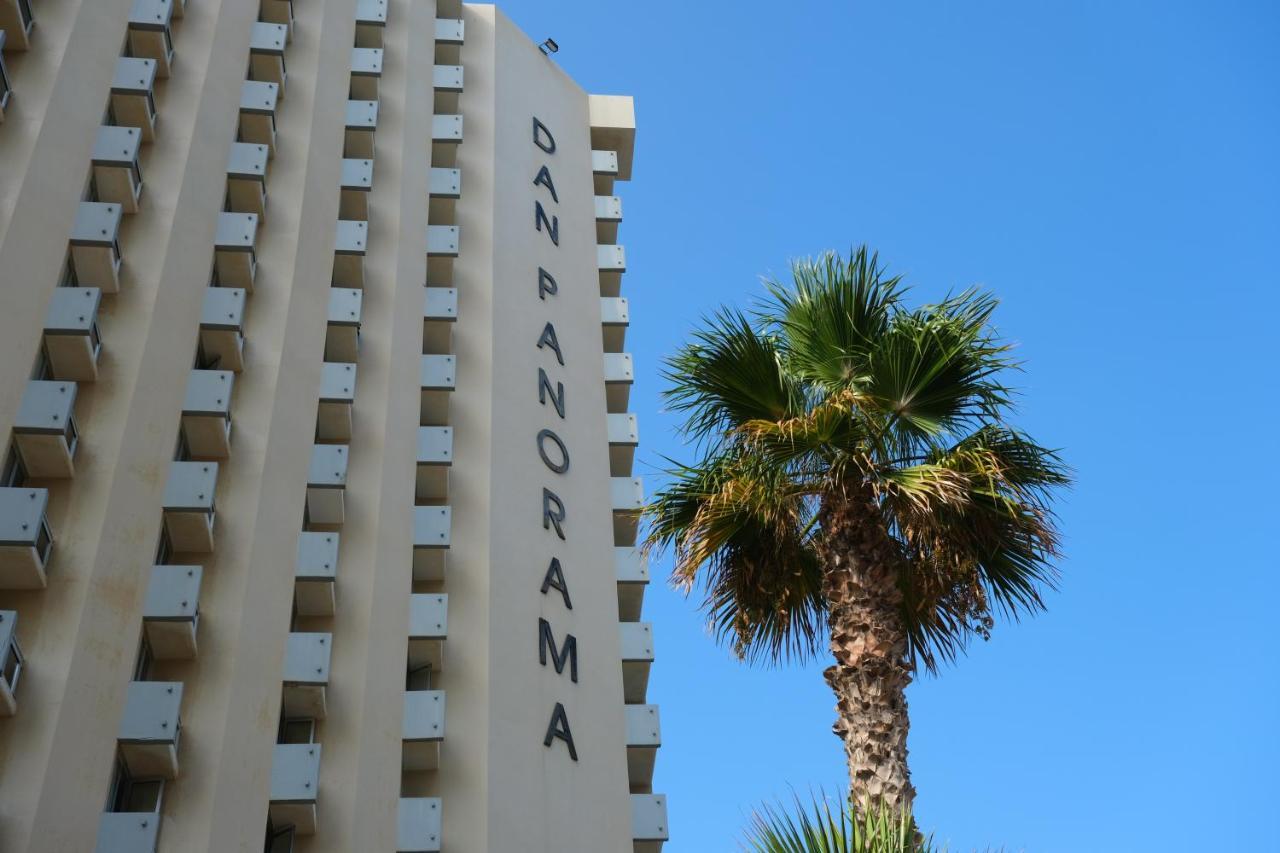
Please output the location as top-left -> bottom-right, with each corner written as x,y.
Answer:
741,793 -> 932,852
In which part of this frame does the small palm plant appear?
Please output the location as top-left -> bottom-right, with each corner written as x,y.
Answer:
743,793 -> 931,853
646,247 -> 1069,813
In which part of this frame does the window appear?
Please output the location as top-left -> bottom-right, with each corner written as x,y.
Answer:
133,638 -> 155,682
59,255 -> 79,287
155,530 -> 173,566
265,821 -> 295,853
195,338 -> 217,371
89,320 -> 104,358
34,519 -> 52,564
407,662 -> 433,691
0,51 -> 10,109
174,428 -> 192,462
116,777 -> 163,812
278,717 -> 315,744
31,349 -> 52,381
108,757 -> 165,813
64,416 -> 79,457
1,449 -> 26,488
2,635 -> 22,694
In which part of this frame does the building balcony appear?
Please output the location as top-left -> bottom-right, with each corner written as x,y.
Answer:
98,755 -> 165,850
118,681 -> 183,780
592,150 -> 619,195
428,167 -> 460,199
161,462 -> 217,554
260,0 -> 293,38
340,158 -> 373,220
427,167 -> 459,225
344,99 -> 378,158
44,288 -> 103,382
249,22 -> 288,93
402,690 -> 445,771
433,64 -> 463,93
597,244 -> 627,297
0,610 -> 23,716
326,288 -> 363,362
595,194 -> 623,244
94,810 -> 161,853
13,380 -> 79,479
0,487 -> 52,589
422,287 -> 456,354
615,548 -> 649,623
70,202 -> 124,293
412,506 -> 450,581
408,593 -> 447,676
333,220 -> 368,288
416,427 -> 451,502
93,127 -> 144,213
590,94 -> 636,181
620,622 -> 653,704
200,287 -> 247,372
631,793 -> 669,852
226,143 -> 268,218
626,704 -> 661,792
350,46 -> 383,100
426,225 -> 458,282
0,0 -> 34,51
306,445 -> 348,526
142,565 -> 201,660
420,355 -> 454,426
434,18 -> 464,45
214,212 -> 258,289
294,531 -> 338,617
431,114 -> 462,144
317,362 -> 356,443
111,58 -> 159,142
181,369 -> 234,459
604,353 -> 634,413
601,296 -> 629,353
607,413 -> 638,478
269,743 -> 321,836
127,0 -> 174,79
354,0 -> 386,48
426,224 -> 458,258
283,632 -> 331,719
239,80 -> 279,156
397,797 -> 442,853
611,476 -> 643,547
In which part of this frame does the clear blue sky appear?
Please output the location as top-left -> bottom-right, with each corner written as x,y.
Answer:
497,2 -> 1280,850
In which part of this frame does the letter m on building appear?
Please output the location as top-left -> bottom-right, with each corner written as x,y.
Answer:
538,618 -> 578,683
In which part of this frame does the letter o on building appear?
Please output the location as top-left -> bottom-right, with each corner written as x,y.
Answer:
537,428 -> 570,474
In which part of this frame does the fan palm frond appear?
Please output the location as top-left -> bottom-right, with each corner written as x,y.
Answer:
741,793 -> 933,853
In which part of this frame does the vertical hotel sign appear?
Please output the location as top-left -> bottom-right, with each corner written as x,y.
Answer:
528,115 -> 581,761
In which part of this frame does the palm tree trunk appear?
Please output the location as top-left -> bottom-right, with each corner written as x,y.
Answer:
819,492 -> 916,814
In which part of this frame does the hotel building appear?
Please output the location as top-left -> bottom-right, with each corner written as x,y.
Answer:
0,1 -> 666,850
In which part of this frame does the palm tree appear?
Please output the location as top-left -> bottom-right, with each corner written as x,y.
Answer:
646,247 -> 1069,814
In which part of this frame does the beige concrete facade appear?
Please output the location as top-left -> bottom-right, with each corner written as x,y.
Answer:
0,1 -> 663,851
